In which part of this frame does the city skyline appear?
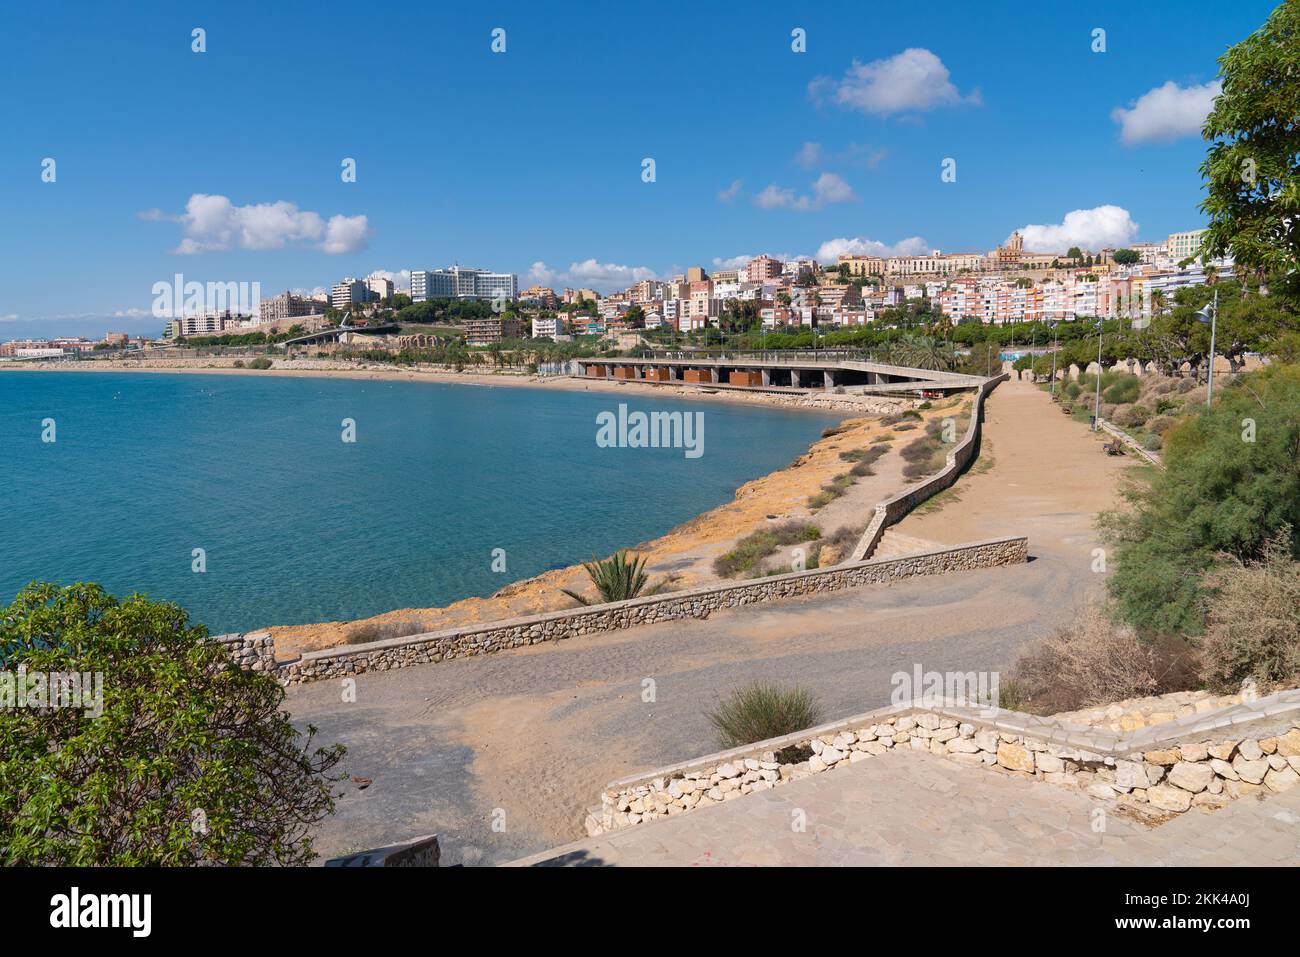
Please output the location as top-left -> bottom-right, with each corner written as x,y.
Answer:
1,0 -> 1273,338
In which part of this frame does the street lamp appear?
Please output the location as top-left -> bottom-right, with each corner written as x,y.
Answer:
1194,289 -> 1219,409
1049,320 -> 1059,396
1092,317 -> 1104,431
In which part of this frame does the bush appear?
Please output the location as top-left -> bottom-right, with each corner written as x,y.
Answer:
706,682 -> 824,749
1114,405 -> 1150,428
1100,363 -> 1300,636
713,522 -> 820,577
1177,378 -> 1196,393
345,617 -> 428,645
232,359 -> 245,368
1006,603 -> 1199,713
248,357 -> 273,370
1200,535 -> 1300,693
0,583 -> 344,864
1064,382 -> 1082,399
880,410 -> 922,426
1142,433 -> 1163,452
1148,415 -> 1176,435
1102,375 -> 1141,404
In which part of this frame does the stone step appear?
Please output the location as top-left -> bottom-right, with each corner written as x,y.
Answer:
872,530 -> 940,560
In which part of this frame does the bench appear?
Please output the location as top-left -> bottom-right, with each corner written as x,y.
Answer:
1102,439 -> 1125,455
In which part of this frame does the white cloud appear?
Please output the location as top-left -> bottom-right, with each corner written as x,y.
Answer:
1018,205 -> 1139,252
814,236 -> 929,264
754,172 -> 857,212
1111,80 -> 1221,145
794,142 -> 823,169
712,254 -> 755,269
716,179 -> 743,203
529,259 -> 660,291
322,215 -> 370,255
150,194 -> 370,255
811,48 -> 980,116
1,313 -> 20,322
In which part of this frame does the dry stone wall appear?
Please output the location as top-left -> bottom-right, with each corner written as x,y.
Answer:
590,689 -> 1300,836
214,537 -> 1027,686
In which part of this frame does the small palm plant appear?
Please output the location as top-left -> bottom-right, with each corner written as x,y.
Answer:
561,550 -> 654,606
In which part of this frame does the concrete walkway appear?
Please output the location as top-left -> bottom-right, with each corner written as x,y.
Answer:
514,749 -> 1300,867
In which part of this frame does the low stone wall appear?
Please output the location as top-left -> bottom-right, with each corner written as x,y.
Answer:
214,537 -> 1027,685
211,631 -> 276,672
850,373 -> 1008,562
590,689 -> 1300,836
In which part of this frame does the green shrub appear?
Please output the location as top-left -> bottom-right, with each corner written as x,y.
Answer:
248,356 -> 273,370
1148,415 -> 1176,435
1064,382 -> 1082,399
1102,375 -> 1141,404
706,683 -> 824,748
713,522 -> 821,577
1101,363 -> 1300,636
0,583 -> 344,864
1142,433 -> 1163,451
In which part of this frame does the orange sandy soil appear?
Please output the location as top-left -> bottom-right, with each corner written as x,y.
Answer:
269,396 -> 971,656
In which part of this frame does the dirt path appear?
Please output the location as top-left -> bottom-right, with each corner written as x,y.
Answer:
895,378 -> 1137,555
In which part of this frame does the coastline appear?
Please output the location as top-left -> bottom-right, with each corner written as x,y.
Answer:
5,357 -> 954,653
268,396 -> 968,656
0,357 -> 881,415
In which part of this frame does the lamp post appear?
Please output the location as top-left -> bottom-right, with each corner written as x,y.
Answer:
1049,320 -> 1059,396
1195,290 -> 1219,409
1092,317 -> 1104,431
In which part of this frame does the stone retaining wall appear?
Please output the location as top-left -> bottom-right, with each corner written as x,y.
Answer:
590,689 -> 1300,836
215,537 -> 1027,685
850,373 -> 1007,562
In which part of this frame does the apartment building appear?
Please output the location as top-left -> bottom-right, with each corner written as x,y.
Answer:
531,314 -> 566,339
1166,229 -> 1208,262
464,316 -> 524,345
745,255 -> 784,282
260,290 -> 325,325
331,278 -> 372,310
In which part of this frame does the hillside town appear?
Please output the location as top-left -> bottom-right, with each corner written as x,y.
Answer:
0,227 -> 1228,357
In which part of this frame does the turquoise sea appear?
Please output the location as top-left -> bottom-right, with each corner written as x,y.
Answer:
0,372 -> 840,633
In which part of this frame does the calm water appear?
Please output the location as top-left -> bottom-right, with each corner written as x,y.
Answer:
0,372 -> 839,633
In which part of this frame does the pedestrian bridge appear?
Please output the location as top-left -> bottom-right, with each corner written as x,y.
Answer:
577,354 -> 983,395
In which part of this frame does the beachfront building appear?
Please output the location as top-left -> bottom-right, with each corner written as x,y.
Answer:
465,316 -> 525,345
531,314 -> 565,339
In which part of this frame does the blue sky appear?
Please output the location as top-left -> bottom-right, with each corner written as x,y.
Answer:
0,0 -> 1280,338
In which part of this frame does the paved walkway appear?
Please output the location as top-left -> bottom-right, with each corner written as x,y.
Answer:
514,749 -> 1300,867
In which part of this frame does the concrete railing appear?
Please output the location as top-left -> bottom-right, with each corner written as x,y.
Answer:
219,536 -> 1028,686
849,373 -> 1007,562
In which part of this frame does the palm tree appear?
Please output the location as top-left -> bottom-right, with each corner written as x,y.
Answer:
561,551 -> 656,605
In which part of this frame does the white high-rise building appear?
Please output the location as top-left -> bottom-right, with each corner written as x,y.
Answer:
409,266 -> 518,303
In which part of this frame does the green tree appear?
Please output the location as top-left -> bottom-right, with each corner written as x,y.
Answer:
1201,1 -> 1300,286
1100,362 -> 1300,636
0,583 -> 344,865
1112,248 -> 1141,266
